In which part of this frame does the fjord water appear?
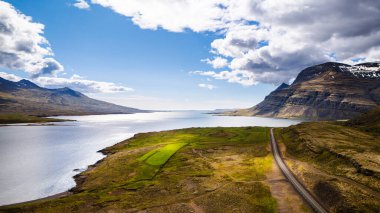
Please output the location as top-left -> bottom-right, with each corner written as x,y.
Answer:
0,111 -> 300,205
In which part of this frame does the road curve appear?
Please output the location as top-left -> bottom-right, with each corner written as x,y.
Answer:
270,128 -> 328,213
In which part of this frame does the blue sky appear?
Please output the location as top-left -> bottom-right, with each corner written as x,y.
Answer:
1,0 -> 275,110
1,0 -> 379,110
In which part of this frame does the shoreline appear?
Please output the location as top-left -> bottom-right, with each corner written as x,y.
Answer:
1,127 -> 282,212
0,114 -> 301,208
0,191 -> 72,207
0,110 -> 155,125
0,135 -> 129,207
0,123 -> 75,127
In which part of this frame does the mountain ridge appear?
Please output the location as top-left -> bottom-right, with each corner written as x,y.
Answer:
0,77 -> 145,116
229,62 -> 380,120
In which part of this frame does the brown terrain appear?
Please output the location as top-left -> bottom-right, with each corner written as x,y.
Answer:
0,77 -> 143,116
230,62 -> 380,120
275,107 -> 380,212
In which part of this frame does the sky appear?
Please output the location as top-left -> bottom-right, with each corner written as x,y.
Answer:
0,0 -> 379,110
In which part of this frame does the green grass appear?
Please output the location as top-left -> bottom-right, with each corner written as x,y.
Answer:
138,149 -> 158,161
0,113 -> 71,124
1,127 -> 278,212
143,143 -> 187,166
345,106 -> 380,135
277,119 -> 380,212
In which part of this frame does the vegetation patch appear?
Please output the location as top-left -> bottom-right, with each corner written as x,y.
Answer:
0,113 -> 71,124
276,111 -> 380,212
142,143 -> 188,166
1,127 -> 278,212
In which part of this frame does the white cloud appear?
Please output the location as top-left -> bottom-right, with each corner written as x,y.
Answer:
0,0 -> 64,77
198,83 -> 216,90
4,0 -> 380,88
73,0 -> 90,10
193,69 -> 294,86
0,2 -> 133,94
0,72 -> 133,93
0,71 -> 22,81
34,75 -> 133,93
194,70 -> 257,86
91,0 -> 228,32
202,57 -> 228,69
92,0 -> 380,85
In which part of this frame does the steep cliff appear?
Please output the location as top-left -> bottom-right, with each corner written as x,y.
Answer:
232,62 -> 380,120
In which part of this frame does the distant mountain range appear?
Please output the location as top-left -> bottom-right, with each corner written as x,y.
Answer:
0,77 -> 144,116
229,62 -> 380,120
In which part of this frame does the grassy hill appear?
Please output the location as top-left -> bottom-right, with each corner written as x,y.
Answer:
345,106 -> 380,135
275,107 -> 380,212
1,127 -> 286,212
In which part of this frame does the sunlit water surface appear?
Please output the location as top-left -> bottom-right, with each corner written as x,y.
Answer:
0,111 -> 301,205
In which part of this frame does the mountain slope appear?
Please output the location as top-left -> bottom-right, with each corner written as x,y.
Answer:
274,107 -> 380,211
0,77 -> 143,116
232,62 -> 380,120
345,106 -> 380,134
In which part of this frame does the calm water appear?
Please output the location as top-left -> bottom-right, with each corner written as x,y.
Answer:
0,111 -> 300,205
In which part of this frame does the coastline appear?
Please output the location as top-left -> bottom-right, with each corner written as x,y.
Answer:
0,114 -> 301,209
2,131 -> 138,207
0,123 -> 75,127
1,127 -> 282,212
0,110 -> 154,125
70,147 -> 114,193
0,192 -> 72,207
0,142 -> 117,207
210,112 -> 308,123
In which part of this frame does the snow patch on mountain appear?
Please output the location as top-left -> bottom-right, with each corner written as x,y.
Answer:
339,63 -> 380,79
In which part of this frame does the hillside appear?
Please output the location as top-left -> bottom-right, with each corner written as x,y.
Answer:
345,106 -> 380,134
274,107 -> 380,212
0,77 -> 143,116
230,62 -> 380,120
1,127 -> 303,212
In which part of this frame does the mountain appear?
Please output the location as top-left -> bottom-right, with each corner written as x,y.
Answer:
230,62 -> 380,120
0,77 -> 144,116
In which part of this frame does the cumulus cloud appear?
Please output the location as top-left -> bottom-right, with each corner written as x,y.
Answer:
73,0 -> 90,10
198,83 -> 216,90
91,0 -> 228,32
34,75 -> 133,93
202,57 -> 228,69
204,0 -> 380,85
0,71 -> 22,81
0,72 -> 133,93
193,70 -> 290,86
0,1 -> 133,94
92,0 -> 380,85
0,0 -> 64,77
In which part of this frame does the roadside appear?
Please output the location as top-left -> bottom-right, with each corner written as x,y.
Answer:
274,119 -> 380,212
270,128 -> 327,213
265,142 -> 311,213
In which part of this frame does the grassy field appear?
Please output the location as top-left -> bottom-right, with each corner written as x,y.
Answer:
0,114 -> 70,124
275,108 -> 380,212
1,127 -> 279,212
141,142 -> 188,166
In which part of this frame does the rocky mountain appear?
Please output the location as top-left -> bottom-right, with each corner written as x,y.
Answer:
0,77 -> 144,116
230,62 -> 380,120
